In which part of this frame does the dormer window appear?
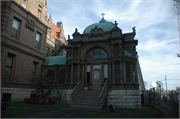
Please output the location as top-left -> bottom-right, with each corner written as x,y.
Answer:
22,0 -> 27,8
56,32 -> 60,39
37,5 -> 41,18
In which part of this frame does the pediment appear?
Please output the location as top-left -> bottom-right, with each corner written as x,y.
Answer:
89,26 -> 105,38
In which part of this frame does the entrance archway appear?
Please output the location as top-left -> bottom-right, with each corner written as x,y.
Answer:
85,48 -> 108,90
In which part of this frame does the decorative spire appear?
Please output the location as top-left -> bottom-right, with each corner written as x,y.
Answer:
99,13 -> 107,23
101,13 -> 105,18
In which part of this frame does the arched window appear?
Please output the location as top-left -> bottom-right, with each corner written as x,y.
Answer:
46,70 -> 54,80
58,69 -> 66,84
87,49 -> 107,59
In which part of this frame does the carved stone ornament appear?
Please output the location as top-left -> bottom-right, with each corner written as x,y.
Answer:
89,26 -> 105,38
26,19 -> 35,31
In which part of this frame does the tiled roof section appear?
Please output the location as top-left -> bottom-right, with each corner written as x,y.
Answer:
52,23 -> 60,39
52,23 -> 67,46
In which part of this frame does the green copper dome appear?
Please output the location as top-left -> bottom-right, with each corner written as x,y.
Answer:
83,15 -> 114,34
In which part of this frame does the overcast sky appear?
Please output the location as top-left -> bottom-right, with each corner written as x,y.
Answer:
47,0 -> 180,90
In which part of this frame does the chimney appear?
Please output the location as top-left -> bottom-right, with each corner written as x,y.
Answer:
57,21 -> 63,30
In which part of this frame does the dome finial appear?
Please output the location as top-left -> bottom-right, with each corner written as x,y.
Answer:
101,13 -> 105,18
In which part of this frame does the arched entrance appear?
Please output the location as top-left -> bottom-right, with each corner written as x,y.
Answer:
46,70 -> 54,80
85,48 -> 108,90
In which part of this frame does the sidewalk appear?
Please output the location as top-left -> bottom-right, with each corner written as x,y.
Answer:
17,108 -> 99,118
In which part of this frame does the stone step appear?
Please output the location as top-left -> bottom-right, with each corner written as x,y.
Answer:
76,94 -> 100,97
72,100 -> 100,105
70,105 -> 101,110
72,102 -> 100,106
73,97 -> 100,101
77,92 -> 99,96
73,99 -> 99,103
74,96 -> 100,100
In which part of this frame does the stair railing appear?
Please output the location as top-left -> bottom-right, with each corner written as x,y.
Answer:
99,79 -> 109,108
71,79 -> 84,104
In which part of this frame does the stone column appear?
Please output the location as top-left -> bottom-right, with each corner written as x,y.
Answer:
65,65 -> 68,84
108,62 -> 111,83
82,64 -> 84,80
135,63 -> 138,83
112,61 -> 115,83
78,63 -> 80,82
71,64 -> 73,84
112,44 -> 114,57
90,63 -> 93,84
120,61 -> 123,82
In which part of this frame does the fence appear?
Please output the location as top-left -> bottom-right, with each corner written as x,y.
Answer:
147,89 -> 179,118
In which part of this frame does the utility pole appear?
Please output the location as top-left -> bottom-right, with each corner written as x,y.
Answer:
165,75 -> 168,99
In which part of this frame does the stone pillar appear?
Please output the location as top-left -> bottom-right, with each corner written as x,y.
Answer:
135,63 -> 138,83
108,62 -> 111,83
90,63 -> 93,84
78,63 -> 80,82
120,62 -> 123,82
71,64 -> 73,84
72,48 -> 74,59
65,65 -> 68,84
112,44 -> 114,57
82,64 -> 84,80
112,62 -> 115,83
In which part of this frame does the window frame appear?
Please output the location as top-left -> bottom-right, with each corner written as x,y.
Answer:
32,62 -> 38,80
22,0 -> 27,8
4,53 -> 16,81
86,48 -> 108,59
11,18 -> 21,39
35,32 -> 41,49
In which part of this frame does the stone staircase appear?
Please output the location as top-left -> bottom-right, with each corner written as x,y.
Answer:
70,90 -> 101,110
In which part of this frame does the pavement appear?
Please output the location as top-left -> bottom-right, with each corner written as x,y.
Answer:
17,108 -> 99,118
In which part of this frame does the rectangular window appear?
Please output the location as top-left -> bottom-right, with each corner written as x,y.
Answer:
124,62 -> 132,82
5,54 -> 15,80
46,47 -> 49,57
51,49 -> 54,56
37,5 -> 41,18
11,18 -> 20,39
35,32 -> 41,49
22,0 -> 26,8
32,62 -> 38,80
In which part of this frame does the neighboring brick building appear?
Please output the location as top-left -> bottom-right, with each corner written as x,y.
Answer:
14,0 -> 67,57
1,1 -> 48,101
1,0 -> 67,102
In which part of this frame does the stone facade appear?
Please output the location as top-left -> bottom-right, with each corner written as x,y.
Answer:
107,90 -> 141,108
1,1 -> 48,101
14,0 -> 67,57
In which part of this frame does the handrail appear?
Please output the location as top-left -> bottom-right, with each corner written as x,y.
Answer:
71,79 -> 84,104
99,79 -> 108,108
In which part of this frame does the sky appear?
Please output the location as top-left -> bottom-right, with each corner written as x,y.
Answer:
47,0 -> 180,90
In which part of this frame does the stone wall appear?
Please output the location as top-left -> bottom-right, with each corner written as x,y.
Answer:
50,90 -> 73,104
107,90 -> 141,108
1,88 -> 36,102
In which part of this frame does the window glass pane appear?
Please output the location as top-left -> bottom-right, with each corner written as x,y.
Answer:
12,19 -> 19,29
87,49 -> 107,58
35,41 -> 39,49
94,70 -> 100,80
36,33 -> 40,41
33,63 -> 36,72
11,28 -> 18,39
5,67 -> 11,74
104,64 -> 108,78
6,56 -> 13,67
93,65 -> 101,69
87,65 -> 90,72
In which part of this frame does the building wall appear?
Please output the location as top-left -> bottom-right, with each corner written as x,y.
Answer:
1,1 -> 48,101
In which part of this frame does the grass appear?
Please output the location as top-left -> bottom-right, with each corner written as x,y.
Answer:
79,106 -> 163,118
1,101 -> 69,118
